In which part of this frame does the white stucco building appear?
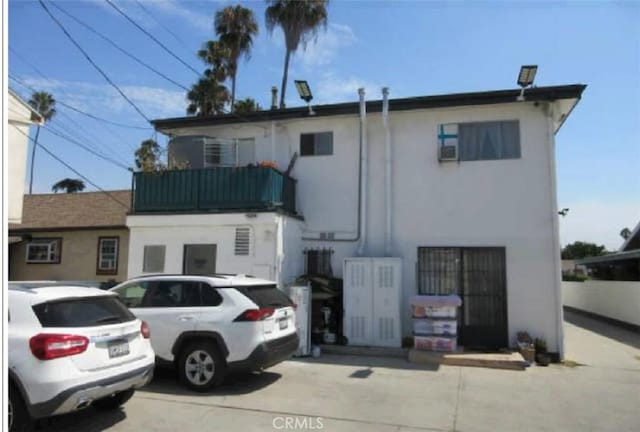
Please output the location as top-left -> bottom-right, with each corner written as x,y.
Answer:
7,89 -> 43,224
127,83 -> 586,357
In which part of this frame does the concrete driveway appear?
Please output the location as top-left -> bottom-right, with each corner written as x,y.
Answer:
39,310 -> 640,432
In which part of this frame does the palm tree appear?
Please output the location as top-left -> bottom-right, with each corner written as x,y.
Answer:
186,77 -> 230,117
51,178 -> 85,193
28,91 -> 57,194
234,97 -> 262,113
265,0 -> 328,108
197,40 -> 231,83
214,5 -> 258,109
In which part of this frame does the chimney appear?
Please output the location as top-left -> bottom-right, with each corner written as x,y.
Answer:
271,86 -> 278,110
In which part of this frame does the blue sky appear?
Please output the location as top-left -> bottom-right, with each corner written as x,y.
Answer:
7,0 -> 640,249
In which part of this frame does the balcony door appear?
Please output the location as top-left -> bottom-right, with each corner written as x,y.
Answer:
183,244 -> 217,275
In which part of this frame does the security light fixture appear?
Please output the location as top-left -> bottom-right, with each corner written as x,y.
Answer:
295,80 -> 315,115
517,65 -> 538,101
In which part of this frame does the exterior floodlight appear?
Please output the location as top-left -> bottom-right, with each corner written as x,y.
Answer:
517,65 -> 538,101
295,80 -> 315,115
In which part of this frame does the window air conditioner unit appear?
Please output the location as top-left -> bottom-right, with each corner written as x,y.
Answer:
439,144 -> 458,161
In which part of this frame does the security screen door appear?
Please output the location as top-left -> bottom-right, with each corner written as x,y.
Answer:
183,244 -> 217,275
417,247 -> 507,349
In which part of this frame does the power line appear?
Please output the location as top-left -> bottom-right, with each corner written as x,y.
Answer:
8,73 -> 151,130
49,2 -> 189,91
44,124 -> 132,171
134,0 -> 191,51
11,124 -> 131,209
38,0 -> 151,123
105,0 -> 200,76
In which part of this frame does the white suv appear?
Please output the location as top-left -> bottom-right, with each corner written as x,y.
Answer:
110,274 -> 298,391
8,283 -> 155,432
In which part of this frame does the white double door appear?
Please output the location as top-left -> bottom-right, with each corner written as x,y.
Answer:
343,258 -> 402,347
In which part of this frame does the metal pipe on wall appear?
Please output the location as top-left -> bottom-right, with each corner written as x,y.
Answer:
383,87 -> 392,256
356,88 -> 368,256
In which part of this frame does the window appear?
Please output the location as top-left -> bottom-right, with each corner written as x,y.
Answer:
204,138 -> 255,167
438,121 -> 520,161
304,248 -> 333,276
143,245 -> 166,273
183,244 -> 216,275
97,237 -> 119,274
201,284 -> 223,307
300,132 -> 333,156
234,227 -> 251,256
113,281 -> 149,308
26,238 -> 61,264
143,281 -> 201,308
234,284 -> 293,308
32,296 -> 135,327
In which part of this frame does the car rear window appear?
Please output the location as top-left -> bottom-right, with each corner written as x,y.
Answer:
234,284 -> 293,308
32,296 -> 136,328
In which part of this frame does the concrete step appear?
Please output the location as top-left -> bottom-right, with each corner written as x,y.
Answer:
408,349 -> 527,370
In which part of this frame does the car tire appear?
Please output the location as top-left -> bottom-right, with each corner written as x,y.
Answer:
92,389 -> 135,411
9,385 -> 33,432
178,342 -> 226,392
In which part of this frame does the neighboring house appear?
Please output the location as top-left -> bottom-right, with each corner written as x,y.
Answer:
7,88 -> 43,224
9,191 -> 131,283
576,221 -> 640,281
128,84 -> 585,355
561,260 -> 586,275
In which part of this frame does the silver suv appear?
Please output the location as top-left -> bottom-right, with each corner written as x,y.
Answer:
110,274 -> 298,391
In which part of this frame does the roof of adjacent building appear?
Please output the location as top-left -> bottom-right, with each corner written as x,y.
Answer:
152,84 -> 587,131
8,190 -> 131,232
8,88 -> 44,124
619,220 -> 640,252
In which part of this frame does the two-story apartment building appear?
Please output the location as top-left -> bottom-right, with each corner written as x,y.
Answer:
127,84 -> 585,357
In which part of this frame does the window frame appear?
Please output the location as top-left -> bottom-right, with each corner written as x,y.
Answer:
300,131 -> 334,157
143,245 -> 166,273
25,238 -> 62,264
96,236 -> 119,275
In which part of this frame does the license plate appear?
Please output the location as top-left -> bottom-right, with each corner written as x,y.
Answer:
108,340 -> 130,358
279,318 -> 288,330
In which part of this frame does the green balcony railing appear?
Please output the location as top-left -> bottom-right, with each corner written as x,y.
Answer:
133,167 -> 296,214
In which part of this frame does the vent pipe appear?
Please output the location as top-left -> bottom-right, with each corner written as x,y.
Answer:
356,88 -> 368,256
271,86 -> 278,110
382,87 -> 392,256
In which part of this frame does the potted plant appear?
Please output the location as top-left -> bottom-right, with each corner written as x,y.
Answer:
517,331 -> 535,364
534,338 -> 550,366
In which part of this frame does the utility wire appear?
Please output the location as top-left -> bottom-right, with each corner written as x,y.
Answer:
39,0 -> 151,123
105,0 -> 200,76
50,2 -> 189,91
8,73 -> 151,130
11,124 -> 131,209
134,0 -> 191,51
45,124 -> 132,171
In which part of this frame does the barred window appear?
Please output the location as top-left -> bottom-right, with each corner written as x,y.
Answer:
26,238 -> 62,264
97,237 -> 119,274
304,248 -> 333,276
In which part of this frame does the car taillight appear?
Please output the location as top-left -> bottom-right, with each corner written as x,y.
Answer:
140,320 -> 151,339
29,333 -> 89,360
233,308 -> 275,321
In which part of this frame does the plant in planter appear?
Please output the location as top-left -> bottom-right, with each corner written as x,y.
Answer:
534,338 -> 550,366
517,331 -> 535,364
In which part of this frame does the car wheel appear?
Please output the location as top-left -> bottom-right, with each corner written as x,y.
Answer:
178,342 -> 226,392
9,386 -> 33,432
92,389 -> 135,411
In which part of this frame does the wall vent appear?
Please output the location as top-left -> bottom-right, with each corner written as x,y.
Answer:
234,227 -> 251,256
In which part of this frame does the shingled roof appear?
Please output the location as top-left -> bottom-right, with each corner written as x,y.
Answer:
9,190 -> 131,232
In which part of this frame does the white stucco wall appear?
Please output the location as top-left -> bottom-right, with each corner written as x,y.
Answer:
8,92 -> 38,224
563,281 -> 640,326
160,98 -> 566,352
126,212 -> 303,289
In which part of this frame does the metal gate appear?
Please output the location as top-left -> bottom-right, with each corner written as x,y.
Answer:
417,247 -> 507,349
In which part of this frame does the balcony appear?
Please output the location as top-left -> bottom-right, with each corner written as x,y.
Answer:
132,167 -> 296,215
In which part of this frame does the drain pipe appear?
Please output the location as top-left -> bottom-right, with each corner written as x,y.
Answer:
383,87 -> 392,256
356,88 -> 368,256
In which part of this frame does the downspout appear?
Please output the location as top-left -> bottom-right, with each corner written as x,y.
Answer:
356,88 -> 368,256
271,121 -> 276,163
383,87 -> 392,256
545,102 -> 564,360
